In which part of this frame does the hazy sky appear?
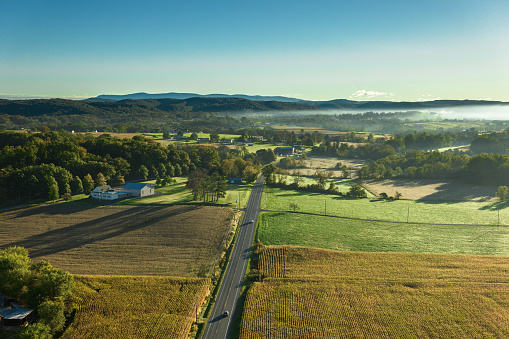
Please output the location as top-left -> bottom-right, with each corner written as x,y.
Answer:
1,0 -> 508,101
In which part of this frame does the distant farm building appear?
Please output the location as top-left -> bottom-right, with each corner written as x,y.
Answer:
228,178 -> 243,184
221,139 -> 234,144
90,183 -> 154,200
197,138 -> 210,143
0,296 -> 34,332
274,147 -> 295,156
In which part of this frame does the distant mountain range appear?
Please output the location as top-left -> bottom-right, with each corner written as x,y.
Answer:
88,92 -> 302,103
1,93 -> 508,119
0,97 -> 321,117
86,92 -> 509,110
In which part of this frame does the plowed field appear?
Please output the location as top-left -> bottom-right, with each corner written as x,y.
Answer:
0,204 -> 235,276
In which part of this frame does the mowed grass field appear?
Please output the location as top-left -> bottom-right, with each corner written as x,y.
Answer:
361,178 -> 498,201
257,212 -> 509,255
64,276 -> 210,339
117,177 -> 252,208
0,204 -> 236,276
240,246 -> 509,338
262,186 -> 509,225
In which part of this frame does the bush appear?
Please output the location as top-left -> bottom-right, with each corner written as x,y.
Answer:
346,184 -> 367,198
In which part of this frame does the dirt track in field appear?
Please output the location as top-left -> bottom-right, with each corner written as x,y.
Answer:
0,204 -> 235,276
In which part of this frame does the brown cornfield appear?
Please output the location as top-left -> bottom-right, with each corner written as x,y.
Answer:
240,246 -> 509,338
63,276 -> 210,339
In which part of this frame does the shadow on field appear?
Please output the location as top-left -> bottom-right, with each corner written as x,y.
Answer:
414,181 -> 496,202
275,191 -> 322,197
3,205 -> 201,259
478,201 -> 509,211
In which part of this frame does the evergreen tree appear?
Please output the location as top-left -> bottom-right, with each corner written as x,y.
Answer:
48,177 -> 59,201
71,176 -> 83,194
83,173 -> 94,194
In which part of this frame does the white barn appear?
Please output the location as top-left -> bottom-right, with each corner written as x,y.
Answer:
121,183 -> 155,197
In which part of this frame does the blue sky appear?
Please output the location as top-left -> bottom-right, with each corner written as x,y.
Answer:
1,0 -> 508,101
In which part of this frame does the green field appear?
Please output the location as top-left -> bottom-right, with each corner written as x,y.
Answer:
116,177 -> 252,208
262,186 -> 509,225
240,246 -> 509,339
257,212 -> 509,255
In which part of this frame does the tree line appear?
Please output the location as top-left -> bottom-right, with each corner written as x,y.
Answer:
0,131 -> 276,202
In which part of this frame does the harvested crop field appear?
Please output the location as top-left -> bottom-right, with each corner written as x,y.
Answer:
362,178 -> 498,201
240,246 -> 509,338
286,156 -> 366,178
0,204 -> 236,276
64,275 -> 209,339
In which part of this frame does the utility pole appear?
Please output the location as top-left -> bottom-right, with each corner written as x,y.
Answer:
407,206 -> 410,223
498,210 -> 500,226
325,199 -> 327,216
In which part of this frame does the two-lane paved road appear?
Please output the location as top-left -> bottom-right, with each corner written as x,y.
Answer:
203,175 -> 265,339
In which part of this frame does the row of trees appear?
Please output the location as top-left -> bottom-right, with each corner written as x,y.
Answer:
313,130 -> 479,160
261,164 -> 367,198
355,150 -> 509,186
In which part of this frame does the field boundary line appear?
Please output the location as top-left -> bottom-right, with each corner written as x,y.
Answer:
260,209 -> 507,227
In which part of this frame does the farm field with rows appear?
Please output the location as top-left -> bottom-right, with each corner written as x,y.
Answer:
63,276 -> 210,339
257,212 -> 509,255
0,204 -> 236,276
240,246 -> 509,338
262,186 -> 509,225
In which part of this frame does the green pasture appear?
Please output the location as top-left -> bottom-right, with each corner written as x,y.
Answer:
117,177 -> 252,208
262,186 -> 509,225
257,212 -> 509,255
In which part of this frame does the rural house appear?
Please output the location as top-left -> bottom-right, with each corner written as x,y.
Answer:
274,146 -> 295,156
0,296 -> 34,332
122,183 -> 155,197
90,185 -> 112,199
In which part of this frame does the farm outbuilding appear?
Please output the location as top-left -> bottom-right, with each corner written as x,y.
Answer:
0,297 -> 34,332
122,183 -> 155,197
274,147 -> 295,156
228,178 -> 242,184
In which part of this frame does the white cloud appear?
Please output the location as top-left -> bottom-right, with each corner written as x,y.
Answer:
416,94 -> 441,102
349,90 -> 395,99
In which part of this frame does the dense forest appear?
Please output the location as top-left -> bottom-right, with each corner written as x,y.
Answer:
0,131 -> 276,202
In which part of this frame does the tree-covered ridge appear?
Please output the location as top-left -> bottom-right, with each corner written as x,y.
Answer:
0,97 -> 321,117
